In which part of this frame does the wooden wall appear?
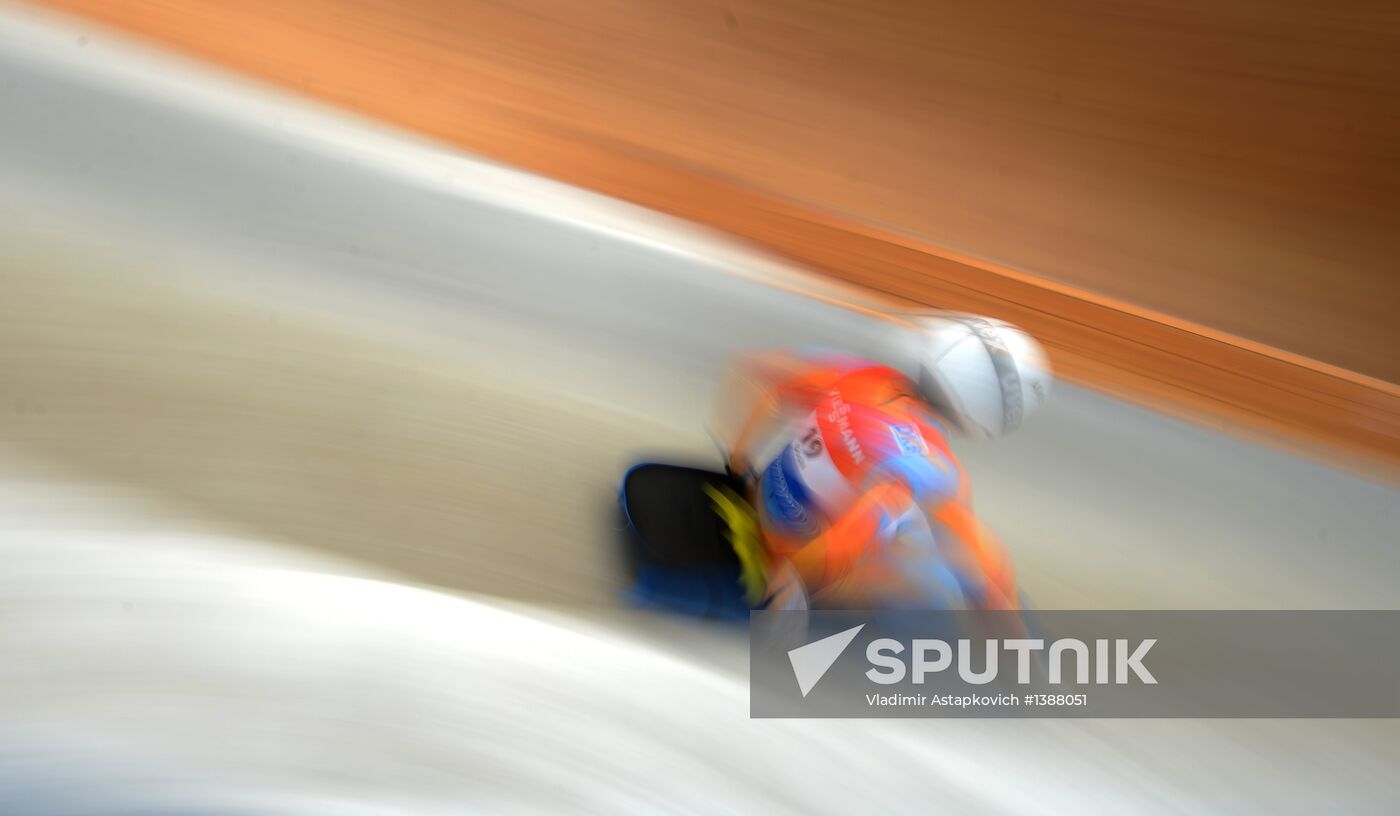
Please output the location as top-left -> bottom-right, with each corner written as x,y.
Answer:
30,0 -> 1400,469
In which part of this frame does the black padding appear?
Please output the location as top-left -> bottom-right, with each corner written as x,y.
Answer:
622,464 -> 744,569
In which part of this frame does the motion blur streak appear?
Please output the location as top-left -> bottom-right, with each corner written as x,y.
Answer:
1,5 -> 1398,814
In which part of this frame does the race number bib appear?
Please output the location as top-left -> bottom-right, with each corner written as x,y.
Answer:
760,412 -> 858,536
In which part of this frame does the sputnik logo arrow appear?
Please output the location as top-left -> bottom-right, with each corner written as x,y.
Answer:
787,624 -> 865,697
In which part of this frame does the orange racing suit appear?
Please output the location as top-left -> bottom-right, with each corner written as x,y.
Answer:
720,350 -> 1019,611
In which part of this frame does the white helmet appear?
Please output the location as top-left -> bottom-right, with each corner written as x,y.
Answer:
913,314 -> 1053,438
